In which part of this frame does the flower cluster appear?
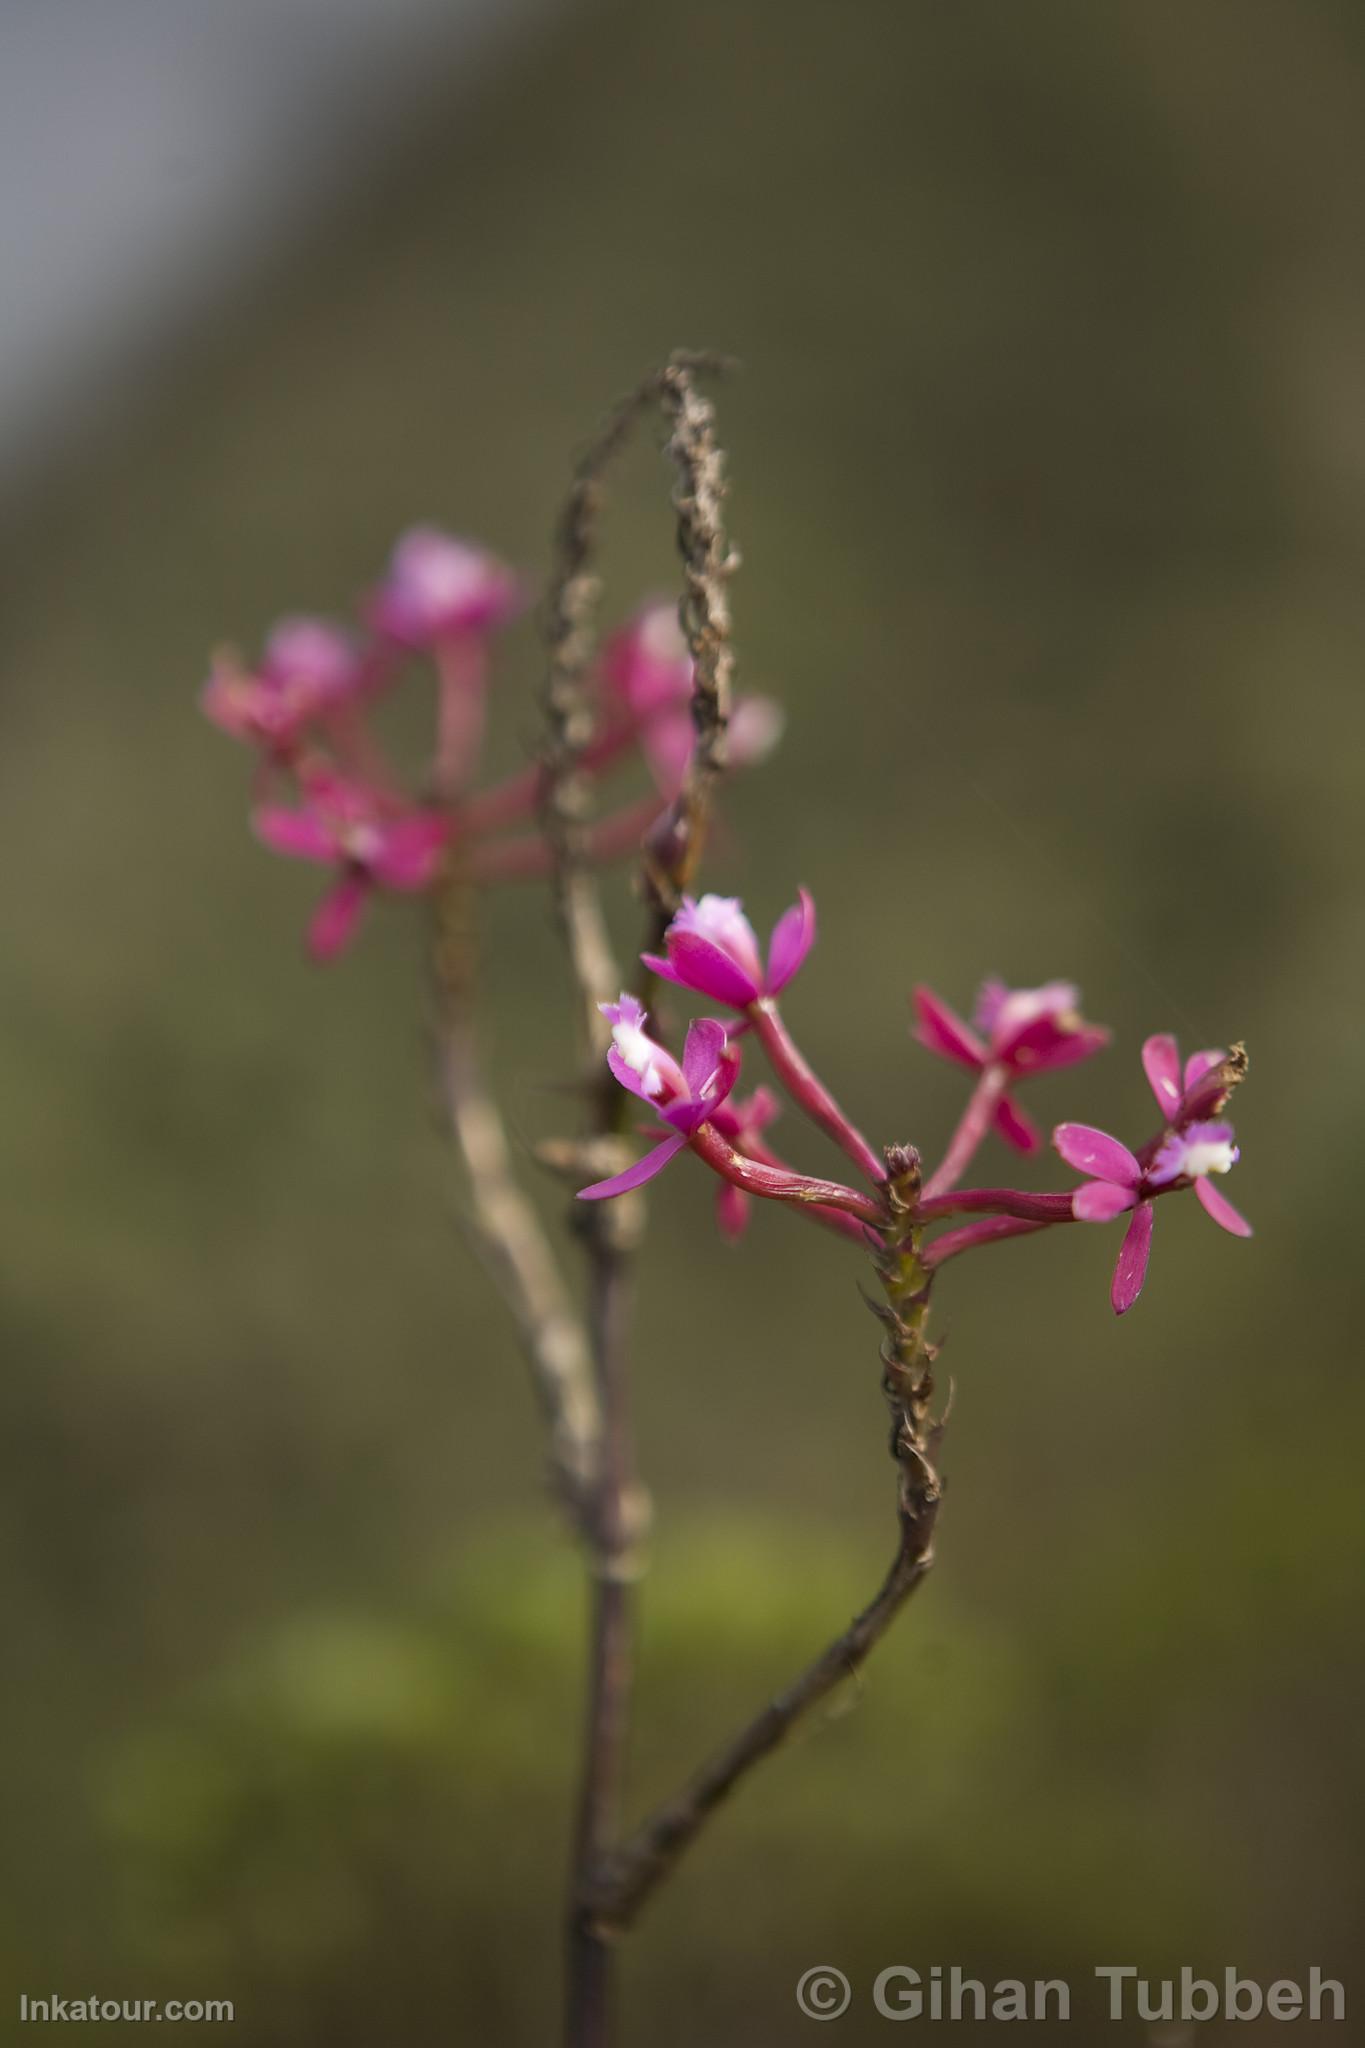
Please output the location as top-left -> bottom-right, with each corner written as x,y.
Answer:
204,547 -> 782,959
580,890 -> 1250,1317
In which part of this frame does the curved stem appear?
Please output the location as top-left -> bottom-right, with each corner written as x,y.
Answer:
921,1065 -> 1007,1200
743,1138 -> 871,1242
688,1123 -> 885,1225
747,1000 -> 885,1185
922,1214 -> 1060,1269
915,1186 -> 1077,1226
433,634 -> 488,798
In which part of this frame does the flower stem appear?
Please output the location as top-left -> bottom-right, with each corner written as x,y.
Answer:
748,999 -> 885,1185
688,1122 -> 885,1225
922,1214 -> 1058,1269
915,1186 -> 1077,1225
921,1064 -> 1007,1200
433,633 -> 488,798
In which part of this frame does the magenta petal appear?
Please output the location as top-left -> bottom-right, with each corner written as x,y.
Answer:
1183,1047 -> 1225,1091
1110,1201 -> 1155,1315
716,1184 -> 750,1242
912,987 -> 985,1070
1195,1177 -> 1252,1237
307,873 -> 369,960
371,816 -> 450,890
664,931 -> 762,1007
639,709 -> 692,796
1073,1180 -> 1139,1222
993,1094 -> 1041,1153
681,1017 -> 729,1094
1142,1034 -> 1183,1120
639,952 -> 686,986
606,1045 -> 659,1104
254,807 -> 336,864
766,887 -> 816,994
1012,1024 -> 1111,1073
578,1132 -> 688,1200
1052,1122 -> 1142,1186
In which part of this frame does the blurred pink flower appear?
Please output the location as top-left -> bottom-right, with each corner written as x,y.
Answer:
368,528 -> 523,650
914,978 -> 1109,1153
253,772 -> 451,960
601,602 -> 784,794
202,618 -> 365,752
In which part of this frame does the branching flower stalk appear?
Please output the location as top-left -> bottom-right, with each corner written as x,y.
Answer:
202,358 -> 1254,2048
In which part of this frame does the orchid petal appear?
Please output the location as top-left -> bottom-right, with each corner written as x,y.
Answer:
1073,1180 -> 1139,1222
1052,1123 -> 1142,1186
716,1184 -> 751,1242
253,807 -> 336,864
639,951 -> 686,987
682,1017 -> 729,1095
728,693 -> 785,768
370,816 -> 451,890
1142,1034 -> 1183,1120
993,1094 -> 1041,1154
307,873 -> 369,961
766,888 -> 816,994
1006,1021 -> 1110,1074
639,709 -> 692,796
577,1132 -> 688,1200
607,1045 -> 661,1104
1110,1201 -> 1155,1315
663,931 -> 762,1007
912,987 -> 985,1070
1183,1047 -> 1226,1092
1195,1177 -> 1253,1237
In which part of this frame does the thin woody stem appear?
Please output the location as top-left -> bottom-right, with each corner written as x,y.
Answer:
747,999 -> 885,1186
584,1496 -> 937,1935
537,354 -> 738,2045
584,1149 -> 941,1938
921,1065 -> 1007,1201
536,373 -> 656,2048
639,351 -> 737,941
429,854 -> 601,1529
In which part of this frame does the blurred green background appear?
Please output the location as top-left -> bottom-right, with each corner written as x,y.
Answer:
2,0 -> 1363,2040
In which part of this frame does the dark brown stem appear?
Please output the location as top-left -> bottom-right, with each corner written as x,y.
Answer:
567,1227 -> 642,2047
538,355 -> 736,2045
584,1477 -> 938,1934
583,1152 -> 942,1937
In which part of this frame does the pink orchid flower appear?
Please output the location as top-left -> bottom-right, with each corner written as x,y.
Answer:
601,603 -> 784,795
914,978 -> 1110,1153
1054,1034 -> 1251,1316
642,891 -> 817,1009
202,618 -> 366,752
707,1085 -> 782,1240
368,528 -> 523,650
253,773 -> 452,961
579,999 -> 740,1199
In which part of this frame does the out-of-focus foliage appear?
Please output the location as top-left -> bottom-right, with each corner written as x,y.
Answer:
2,0 -> 1363,2040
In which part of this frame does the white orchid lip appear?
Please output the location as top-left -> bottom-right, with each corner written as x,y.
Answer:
610,1020 -> 669,1100
1150,1120 -> 1240,1185
1180,1135 -> 1239,1177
